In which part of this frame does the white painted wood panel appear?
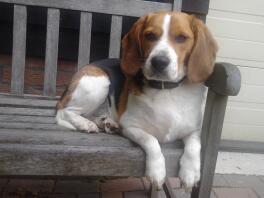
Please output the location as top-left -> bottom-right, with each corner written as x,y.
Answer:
209,0 -> 264,17
209,9 -> 264,24
222,123 -> 264,142
216,57 -> 264,69
230,84 -> 264,104
225,106 -> 264,126
217,37 -> 264,62
207,17 -> 264,43
238,66 -> 264,85
208,0 -> 264,142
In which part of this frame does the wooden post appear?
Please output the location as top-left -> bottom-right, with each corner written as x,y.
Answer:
77,12 -> 92,70
43,8 -> 60,96
191,90 -> 228,198
11,5 -> 27,95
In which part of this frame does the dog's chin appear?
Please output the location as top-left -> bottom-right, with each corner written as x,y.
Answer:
143,69 -> 182,83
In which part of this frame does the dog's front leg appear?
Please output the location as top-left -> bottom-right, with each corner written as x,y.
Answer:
179,133 -> 201,191
122,127 -> 166,188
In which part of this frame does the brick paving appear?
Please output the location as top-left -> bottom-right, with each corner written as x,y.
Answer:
0,174 -> 263,198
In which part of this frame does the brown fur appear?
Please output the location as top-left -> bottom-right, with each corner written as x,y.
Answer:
188,16 -> 218,82
119,12 -> 218,116
56,65 -> 107,109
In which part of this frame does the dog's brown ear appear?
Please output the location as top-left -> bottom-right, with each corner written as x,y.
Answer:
188,17 -> 218,83
121,15 -> 147,77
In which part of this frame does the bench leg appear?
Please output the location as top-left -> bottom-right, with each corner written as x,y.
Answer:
150,178 -> 176,198
190,91 -> 228,198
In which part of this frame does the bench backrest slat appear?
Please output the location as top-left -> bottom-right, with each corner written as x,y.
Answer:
43,8 -> 60,97
0,0 -> 172,17
173,0 -> 182,11
0,0 -> 184,96
11,5 -> 27,95
77,12 -> 92,70
109,15 -> 123,59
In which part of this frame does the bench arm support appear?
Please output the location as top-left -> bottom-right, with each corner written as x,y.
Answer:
205,62 -> 241,96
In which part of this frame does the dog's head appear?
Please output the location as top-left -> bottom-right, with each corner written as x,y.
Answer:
121,12 -> 218,83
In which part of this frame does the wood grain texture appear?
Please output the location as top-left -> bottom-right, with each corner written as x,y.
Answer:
0,0 -> 173,17
163,178 -> 176,198
11,5 -> 27,95
0,122 -> 63,130
205,63 -> 241,96
0,115 -> 55,124
77,12 -> 92,70
172,0 -> 182,11
43,8 -> 60,96
0,142 -> 182,177
0,107 -> 55,116
0,95 -> 56,108
108,15 -> 122,58
191,90 -> 228,198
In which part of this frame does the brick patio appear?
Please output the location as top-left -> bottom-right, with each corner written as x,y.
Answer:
0,174 -> 263,198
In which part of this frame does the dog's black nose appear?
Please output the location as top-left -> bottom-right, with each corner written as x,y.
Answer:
151,55 -> 170,72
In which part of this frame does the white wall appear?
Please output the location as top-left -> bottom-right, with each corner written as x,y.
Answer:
207,0 -> 264,142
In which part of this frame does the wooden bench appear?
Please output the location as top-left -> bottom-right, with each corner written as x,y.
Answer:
0,0 -> 241,197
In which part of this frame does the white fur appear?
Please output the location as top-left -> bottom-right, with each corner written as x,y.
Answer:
120,81 -> 205,188
56,75 -> 110,133
56,14 -> 205,189
143,14 -> 185,82
120,15 -> 205,188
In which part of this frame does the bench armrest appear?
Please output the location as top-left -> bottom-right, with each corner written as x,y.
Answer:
205,62 -> 241,96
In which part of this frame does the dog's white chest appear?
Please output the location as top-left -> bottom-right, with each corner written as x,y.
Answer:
120,83 -> 206,143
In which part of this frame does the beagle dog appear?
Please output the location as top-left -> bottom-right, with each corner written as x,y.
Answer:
56,12 -> 218,189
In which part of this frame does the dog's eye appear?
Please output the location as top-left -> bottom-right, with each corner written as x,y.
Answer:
175,34 -> 187,43
145,32 -> 158,41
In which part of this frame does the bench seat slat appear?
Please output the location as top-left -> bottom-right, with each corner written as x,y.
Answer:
77,12 -> 92,69
0,143 -> 181,177
0,95 -> 56,108
11,5 -> 27,95
43,8 -> 60,96
0,128 -> 183,148
109,15 -> 122,58
0,115 -> 55,124
0,107 -> 55,116
0,122 -> 62,130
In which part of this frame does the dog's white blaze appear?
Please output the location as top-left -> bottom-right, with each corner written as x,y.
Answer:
161,14 -> 171,43
143,14 -> 181,82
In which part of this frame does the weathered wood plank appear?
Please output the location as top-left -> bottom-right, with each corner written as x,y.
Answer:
172,0 -> 182,11
0,107 -> 55,116
191,90 -> 228,198
0,95 -> 56,108
0,143 -> 182,177
205,63 -> 241,96
0,0 -> 173,17
108,15 -> 122,58
0,93 -> 60,100
77,12 -> 92,70
0,128 -> 182,150
124,191 -> 148,198
43,8 -> 60,96
163,178 -> 176,198
0,122 -> 63,131
0,129 -> 127,146
0,115 -> 55,124
11,5 -> 27,95
151,186 -> 166,198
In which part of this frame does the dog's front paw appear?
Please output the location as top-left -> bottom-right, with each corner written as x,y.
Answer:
145,154 -> 166,189
80,120 -> 99,133
100,117 -> 120,134
179,157 -> 200,191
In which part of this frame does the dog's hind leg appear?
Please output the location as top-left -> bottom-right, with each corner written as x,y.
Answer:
56,74 -> 110,133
